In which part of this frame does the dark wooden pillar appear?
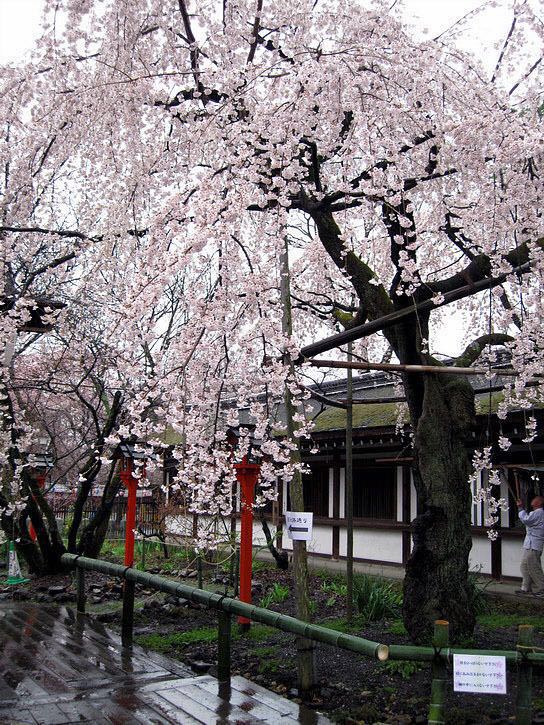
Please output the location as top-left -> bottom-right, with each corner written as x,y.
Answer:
491,536 -> 502,580
402,466 -> 412,564
332,454 -> 341,559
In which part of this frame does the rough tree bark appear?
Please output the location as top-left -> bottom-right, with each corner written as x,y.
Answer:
67,390 -> 122,553
307,207 -> 489,643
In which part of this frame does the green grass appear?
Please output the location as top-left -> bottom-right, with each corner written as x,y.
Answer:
382,659 -> 424,679
477,613 -> 544,630
388,619 -> 407,636
251,645 -> 278,658
243,625 -> 277,641
136,626 -> 218,652
319,615 -> 366,634
136,623 -> 276,654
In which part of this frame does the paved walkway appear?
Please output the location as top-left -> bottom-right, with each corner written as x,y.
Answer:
0,603 -> 329,724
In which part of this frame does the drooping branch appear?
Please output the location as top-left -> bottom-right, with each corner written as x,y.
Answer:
454,333 -> 514,368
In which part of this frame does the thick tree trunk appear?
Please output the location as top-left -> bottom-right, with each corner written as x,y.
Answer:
402,372 -> 476,644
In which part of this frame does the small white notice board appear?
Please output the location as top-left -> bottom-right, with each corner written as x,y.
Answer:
285,511 -> 313,541
453,654 -> 506,694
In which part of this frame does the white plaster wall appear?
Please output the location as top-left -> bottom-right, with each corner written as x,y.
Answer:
339,468 -> 345,518
328,468 -> 334,519
165,514 -> 193,537
468,534 -> 491,574
396,466 -> 403,523
233,519 -> 278,547
410,472 -> 417,521
499,471 -> 510,528
166,514 -> 277,547
502,538 -> 523,578
340,527 -> 403,564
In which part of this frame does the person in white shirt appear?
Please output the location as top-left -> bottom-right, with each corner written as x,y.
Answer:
516,495 -> 544,597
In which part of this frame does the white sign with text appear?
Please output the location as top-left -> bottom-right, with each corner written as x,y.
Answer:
453,654 -> 506,694
285,511 -> 313,541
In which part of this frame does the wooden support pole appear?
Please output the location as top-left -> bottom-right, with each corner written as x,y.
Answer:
428,620 -> 449,725
121,579 -> 135,648
308,358 -> 520,377
217,610 -> 232,683
345,342 -> 354,624
76,567 -> 86,614
300,260 -> 531,360
515,624 -> 534,725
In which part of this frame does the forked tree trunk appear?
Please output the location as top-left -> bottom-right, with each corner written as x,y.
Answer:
78,467 -> 122,558
402,372 -> 476,644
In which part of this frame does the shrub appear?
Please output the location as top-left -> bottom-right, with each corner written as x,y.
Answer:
352,574 -> 402,621
320,577 -> 348,607
260,583 -> 290,608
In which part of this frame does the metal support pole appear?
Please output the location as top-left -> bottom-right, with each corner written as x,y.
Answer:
76,567 -> 86,614
217,610 -> 232,683
428,620 -> 449,725
515,624 -> 534,725
121,579 -> 135,648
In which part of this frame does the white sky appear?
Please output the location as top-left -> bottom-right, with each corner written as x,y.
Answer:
0,0 -> 514,65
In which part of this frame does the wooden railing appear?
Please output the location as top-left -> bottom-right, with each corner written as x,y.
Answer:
62,553 -> 544,725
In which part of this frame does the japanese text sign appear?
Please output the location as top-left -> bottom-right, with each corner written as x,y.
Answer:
285,511 -> 313,541
453,654 -> 506,694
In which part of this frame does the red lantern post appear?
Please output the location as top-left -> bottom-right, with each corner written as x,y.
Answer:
120,457 -> 138,567
235,455 -> 261,628
28,454 -> 53,541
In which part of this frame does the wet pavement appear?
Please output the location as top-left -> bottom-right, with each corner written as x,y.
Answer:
0,603 -> 330,724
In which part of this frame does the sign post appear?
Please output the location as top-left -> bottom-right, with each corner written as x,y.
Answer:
285,511 -> 313,541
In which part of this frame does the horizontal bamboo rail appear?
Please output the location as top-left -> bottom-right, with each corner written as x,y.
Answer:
62,553 -> 544,667
61,553 -> 388,661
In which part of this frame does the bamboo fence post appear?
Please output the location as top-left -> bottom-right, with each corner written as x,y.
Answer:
515,624 -> 534,725
76,567 -> 86,614
428,620 -> 449,725
121,578 -> 135,648
141,538 -> 146,570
